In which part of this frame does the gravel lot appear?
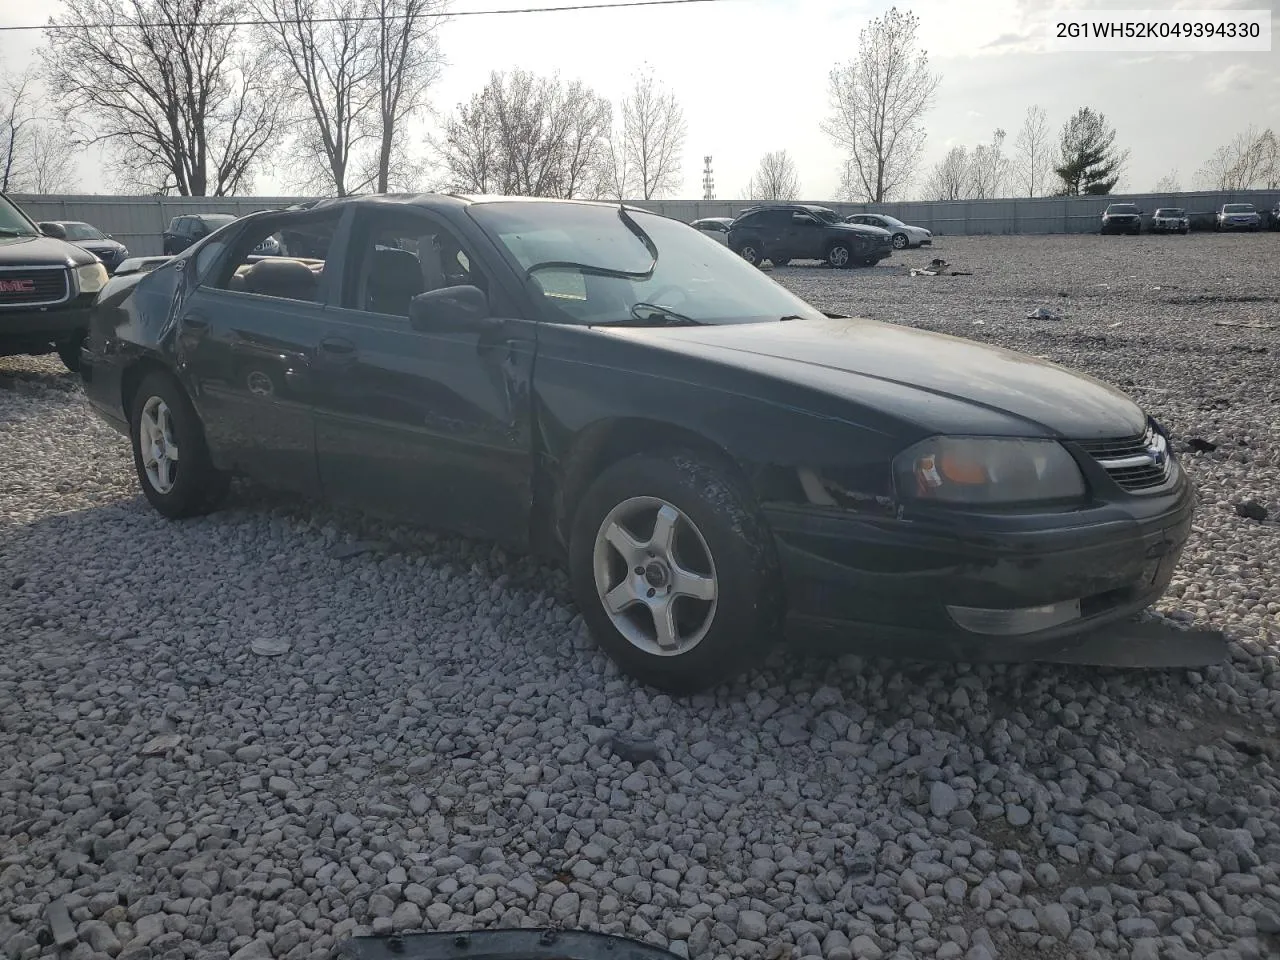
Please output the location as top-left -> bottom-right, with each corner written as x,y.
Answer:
2,233 -> 1279,960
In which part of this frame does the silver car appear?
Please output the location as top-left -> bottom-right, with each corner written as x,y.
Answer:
1215,203 -> 1262,232
690,217 -> 733,246
1151,207 -> 1190,235
845,213 -> 932,250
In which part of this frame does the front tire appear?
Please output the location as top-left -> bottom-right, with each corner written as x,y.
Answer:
826,243 -> 852,268
568,451 -> 783,694
129,371 -> 230,519
56,334 -> 85,373
891,233 -> 909,250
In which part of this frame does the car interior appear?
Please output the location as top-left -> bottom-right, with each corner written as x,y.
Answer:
346,219 -> 487,319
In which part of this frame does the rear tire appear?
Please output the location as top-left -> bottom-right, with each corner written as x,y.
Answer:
771,257 -> 791,266
826,243 -> 852,268
129,371 -> 230,519
57,334 -> 85,373
568,451 -> 782,694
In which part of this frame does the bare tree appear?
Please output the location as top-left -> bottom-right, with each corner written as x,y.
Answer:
967,128 -> 1008,199
0,69 -> 38,193
1012,105 -> 1051,197
255,0 -> 379,196
618,66 -> 686,200
1153,170 -> 1181,193
44,0 -> 281,195
367,0 -> 447,194
746,150 -> 800,201
438,70 -> 612,199
922,146 -> 968,201
822,7 -> 940,202
1,68 -> 79,193
1197,127 -> 1279,190
601,130 -> 631,200
26,126 -> 79,193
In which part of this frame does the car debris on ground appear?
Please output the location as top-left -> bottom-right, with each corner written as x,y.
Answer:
908,257 -> 972,276
1026,306 -> 1063,320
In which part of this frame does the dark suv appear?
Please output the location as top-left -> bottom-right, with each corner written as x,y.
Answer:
727,203 -> 893,268
162,213 -> 237,254
1100,203 -> 1142,235
1,193 -> 109,371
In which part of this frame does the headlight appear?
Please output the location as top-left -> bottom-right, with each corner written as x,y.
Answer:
75,262 -> 109,294
893,437 -> 1085,505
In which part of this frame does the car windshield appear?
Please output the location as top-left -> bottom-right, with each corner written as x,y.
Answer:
1156,208 -> 1184,216
1223,204 -> 1254,213
1108,204 -> 1138,213
470,202 -> 827,327
62,222 -> 106,240
0,195 -> 39,236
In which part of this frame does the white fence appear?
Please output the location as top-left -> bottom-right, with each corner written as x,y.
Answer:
11,190 -> 1278,257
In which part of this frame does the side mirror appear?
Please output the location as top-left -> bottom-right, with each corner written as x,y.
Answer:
38,222 -> 67,240
409,284 -> 495,333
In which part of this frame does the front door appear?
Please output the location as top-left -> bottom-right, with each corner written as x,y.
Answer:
312,207 -> 535,546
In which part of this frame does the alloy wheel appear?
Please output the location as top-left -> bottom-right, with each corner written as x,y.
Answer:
592,496 -> 718,656
139,396 -> 180,494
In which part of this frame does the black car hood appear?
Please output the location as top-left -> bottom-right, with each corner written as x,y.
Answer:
830,222 -> 891,239
75,240 -> 127,253
605,317 -> 1147,440
0,234 -> 97,267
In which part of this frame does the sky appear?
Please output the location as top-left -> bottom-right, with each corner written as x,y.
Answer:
2,0 -> 1278,199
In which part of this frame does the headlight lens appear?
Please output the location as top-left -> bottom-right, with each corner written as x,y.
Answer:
893,437 -> 1085,505
76,262 -> 109,293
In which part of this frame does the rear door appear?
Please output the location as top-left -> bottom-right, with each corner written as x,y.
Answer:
785,212 -> 827,259
175,209 -> 346,495
312,204 -> 536,545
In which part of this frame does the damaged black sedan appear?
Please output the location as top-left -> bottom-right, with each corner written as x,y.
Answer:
81,194 -> 1194,693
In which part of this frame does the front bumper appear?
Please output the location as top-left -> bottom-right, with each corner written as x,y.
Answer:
0,302 -> 92,345
1151,220 -> 1188,232
1219,218 -> 1260,230
765,473 -> 1195,661
1101,219 -> 1140,233
78,339 -> 131,435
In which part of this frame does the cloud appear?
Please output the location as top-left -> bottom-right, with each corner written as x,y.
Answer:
1207,63 -> 1263,94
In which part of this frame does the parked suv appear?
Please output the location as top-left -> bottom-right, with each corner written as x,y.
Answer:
162,213 -> 237,254
1149,208 -> 1190,234
1269,201 -> 1280,231
0,193 -> 109,371
1215,203 -> 1262,232
1100,203 -> 1142,235
728,204 -> 892,268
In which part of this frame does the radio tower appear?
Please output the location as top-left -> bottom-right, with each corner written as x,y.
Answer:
702,156 -> 715,200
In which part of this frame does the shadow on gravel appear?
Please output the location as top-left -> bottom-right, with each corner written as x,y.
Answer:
0,357 -> 80,394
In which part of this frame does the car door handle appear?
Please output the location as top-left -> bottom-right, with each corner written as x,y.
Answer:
319,337 -> 356,356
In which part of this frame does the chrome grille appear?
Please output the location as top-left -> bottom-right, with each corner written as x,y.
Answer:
1077,426 -> 1172,492
0,265 -> 70,307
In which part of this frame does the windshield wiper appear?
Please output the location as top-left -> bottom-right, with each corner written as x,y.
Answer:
594,302 -> 703,327
524,205 -> 659,282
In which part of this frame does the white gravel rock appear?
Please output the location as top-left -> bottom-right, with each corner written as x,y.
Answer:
2,235 -> 1280,960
